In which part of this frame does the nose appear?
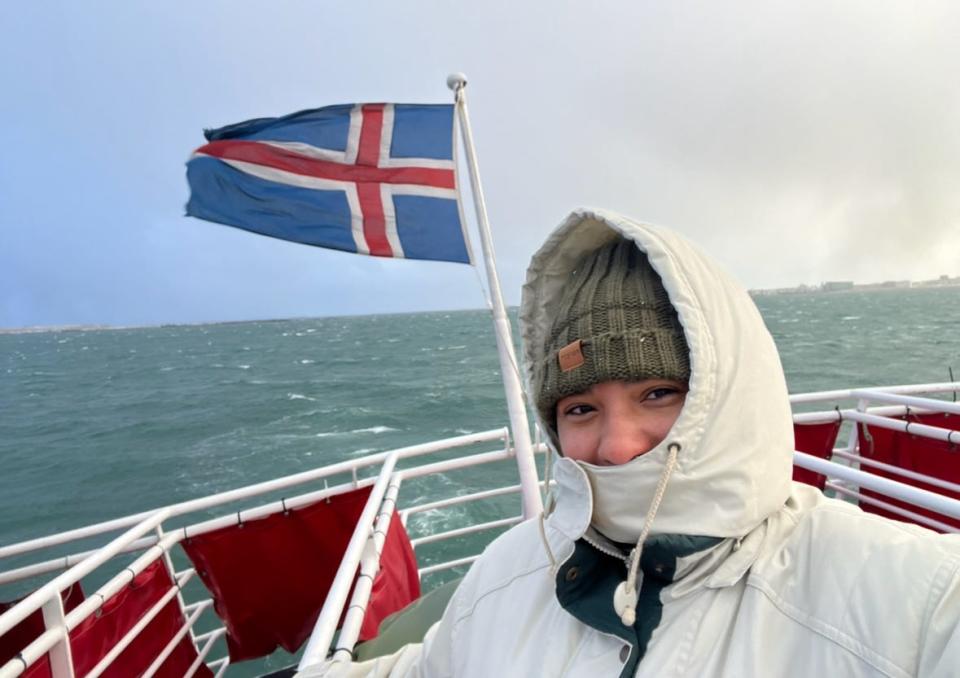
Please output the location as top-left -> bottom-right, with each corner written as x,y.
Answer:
596,413 -> 656,466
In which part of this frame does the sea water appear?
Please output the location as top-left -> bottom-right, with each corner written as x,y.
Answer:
2,287 -> 958,673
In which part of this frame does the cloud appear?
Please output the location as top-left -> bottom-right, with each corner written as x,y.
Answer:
3,1 -> 959,326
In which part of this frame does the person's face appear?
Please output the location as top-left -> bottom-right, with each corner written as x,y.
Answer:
556,379 -> 687,466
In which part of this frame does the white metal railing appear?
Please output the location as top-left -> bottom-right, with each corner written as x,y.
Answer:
189,628 -> 226,677
830,450 -> 960,495
400,480 -> 554,523
0,509 -> 171,639
85,570 -> 197,678
142,601 -> 208,678
418,555 -> 480,577
826,483 -> 957,533
332,475 -> 404,663
410,516 -> 524,548
0,458 -> 526,588
790,384 -> 960,532
209,657 -> 229,678
849,388 -> 960,416
0,431 -> 515,585
297,434 -> 540,670
788,381 -> 960,405
793,404 -> 929,424
0,511 -> 175,678
7,537 -> 194,678
1,430 -> 518,678
793,452 -> 960,520
794,408 -> 959,443
298,451 -> 402,668
0,429 -> 510,563
849,405 -> 959,444
0,437 -> 528,673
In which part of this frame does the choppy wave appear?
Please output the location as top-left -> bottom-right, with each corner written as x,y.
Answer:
314,425 -> 399,438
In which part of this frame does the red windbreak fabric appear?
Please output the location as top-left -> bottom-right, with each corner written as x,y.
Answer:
792,421 -> 841,490
0,583 -> 84,673
857,412 -> 960,532
182,487 -> 420,662
69,559 -> 211,678
358,514 -> 422,641
6,560 -> 210,678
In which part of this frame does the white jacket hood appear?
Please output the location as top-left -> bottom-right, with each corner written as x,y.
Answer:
521,208 -> 794,538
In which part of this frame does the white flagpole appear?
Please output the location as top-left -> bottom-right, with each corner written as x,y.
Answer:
448,73 -> 543,519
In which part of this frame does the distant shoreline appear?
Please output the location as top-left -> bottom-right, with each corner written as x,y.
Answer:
750,277 -> 960,297
5,282 -> 960,333
0,306 -> 495,335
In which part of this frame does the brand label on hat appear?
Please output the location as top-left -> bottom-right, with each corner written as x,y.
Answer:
558,340 -> 585,372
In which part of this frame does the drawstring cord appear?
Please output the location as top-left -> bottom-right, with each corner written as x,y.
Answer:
614,442 -> 681,626
538,510 -> 558,575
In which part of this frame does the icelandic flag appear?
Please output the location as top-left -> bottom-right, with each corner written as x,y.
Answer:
186,103 -> 472,264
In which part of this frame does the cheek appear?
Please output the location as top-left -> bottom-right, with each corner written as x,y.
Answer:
651,405 -> 683,442
556,424 -> 597,463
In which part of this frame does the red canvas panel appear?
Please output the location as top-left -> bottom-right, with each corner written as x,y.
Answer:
359,514 -> 422,641
0,583 -> 84,675
182,487 -> 420,662
97,597 -> 213,678
857,412 -> 960,532
792,420 -> 841,490
68,558 -> 212,678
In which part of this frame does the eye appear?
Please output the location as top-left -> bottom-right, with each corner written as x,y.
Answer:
640,383 -> 687,405
562,403 -> 595,417
646,387 -> 679,400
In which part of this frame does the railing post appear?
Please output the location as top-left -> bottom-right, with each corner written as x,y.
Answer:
157,525 -> 197,644
844,396 -> 870,494
41,596 -> 75,678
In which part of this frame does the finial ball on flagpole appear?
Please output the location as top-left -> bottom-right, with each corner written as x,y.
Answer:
447,73 -> 468,91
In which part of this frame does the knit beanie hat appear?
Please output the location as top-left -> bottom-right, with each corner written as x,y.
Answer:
533,237 -> 690,446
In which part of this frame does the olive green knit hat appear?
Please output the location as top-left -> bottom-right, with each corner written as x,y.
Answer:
533,237 -> 690,445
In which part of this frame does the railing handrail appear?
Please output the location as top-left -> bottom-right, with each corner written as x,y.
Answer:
831,450 -> 960,495
793,404 -> 936,424
849,389 -> 960,416
410,516 -> 524,548
788,381 -> 960,404
826,483 -> 958,534
793,452 -> 960,520
0,435 -> 526,675
332,475 -> 404,663
0,429 -> 509,562
0,509 -> 171,638
0,443 -> 526,588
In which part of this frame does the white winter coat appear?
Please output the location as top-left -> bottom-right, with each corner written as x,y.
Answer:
300,208 -> 960,677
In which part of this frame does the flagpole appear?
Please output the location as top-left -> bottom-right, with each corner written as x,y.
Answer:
448,73 -> 543,519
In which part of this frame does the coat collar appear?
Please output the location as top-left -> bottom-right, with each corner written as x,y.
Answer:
545,456 -> 767,592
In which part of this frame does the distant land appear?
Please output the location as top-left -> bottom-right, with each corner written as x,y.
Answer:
0,324 -> 120,335
0,308 -> 484,335
750,274 -> 960,297
5,277 -> 960,334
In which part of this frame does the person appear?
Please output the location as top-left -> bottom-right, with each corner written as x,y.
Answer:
300,208 -> 960,677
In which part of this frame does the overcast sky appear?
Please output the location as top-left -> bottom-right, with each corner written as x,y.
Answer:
2,1 -> 958,328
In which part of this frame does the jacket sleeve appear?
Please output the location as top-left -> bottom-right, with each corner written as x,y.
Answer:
295,588 -> 460,678
917,554 -> 960,677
